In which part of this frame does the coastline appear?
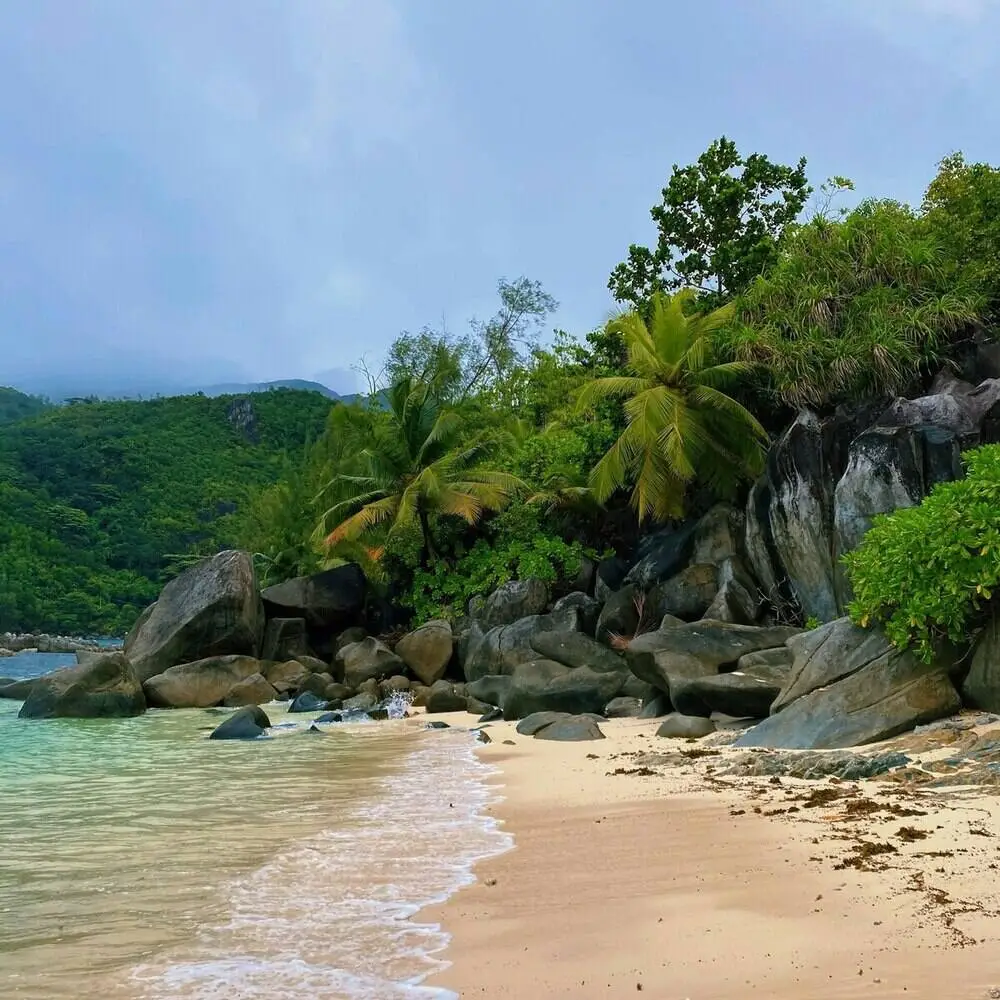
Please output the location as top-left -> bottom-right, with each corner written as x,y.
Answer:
423,716 -> 1000,999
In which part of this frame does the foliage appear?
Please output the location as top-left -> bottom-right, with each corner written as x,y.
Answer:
724,199 -> 983,409
922,152 -> 1000,320
577,290 -> 767,522
318,376 -> 523,566
844,445 -> 1000,660
609,136 -> 811,309
403,504 -> 588,624
0,388 -> 333,634
0,387 -> 49,426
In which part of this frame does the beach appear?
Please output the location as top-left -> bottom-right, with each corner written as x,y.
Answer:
425,716 -> 1000,999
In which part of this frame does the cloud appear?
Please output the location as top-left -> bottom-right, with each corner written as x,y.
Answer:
0,0 -> 451,387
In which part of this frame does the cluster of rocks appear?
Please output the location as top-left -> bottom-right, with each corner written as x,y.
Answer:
0,633 -> 111,657
8,370 -> 1000,749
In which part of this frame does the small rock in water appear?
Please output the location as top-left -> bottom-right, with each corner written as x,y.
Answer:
367,708 -> 389,721
477,730 -> 492,744
478,706 -> 504,723
288,691 -> 327,713
307,723 -> 323,733
209,706 -> 271,741
314,711 -> 343,724
426,720 -> 451,730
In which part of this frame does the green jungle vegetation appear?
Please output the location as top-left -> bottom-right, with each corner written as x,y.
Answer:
0,389 -> 333,634
5,139 -> 1000,651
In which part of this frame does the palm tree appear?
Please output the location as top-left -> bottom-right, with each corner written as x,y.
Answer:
576,289 -> 767,523
319,377 -> 523,566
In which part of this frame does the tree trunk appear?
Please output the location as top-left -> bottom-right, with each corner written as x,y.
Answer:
418,508 -> 436,568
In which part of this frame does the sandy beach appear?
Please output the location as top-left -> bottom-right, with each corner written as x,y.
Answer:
423,715 -> 1000,999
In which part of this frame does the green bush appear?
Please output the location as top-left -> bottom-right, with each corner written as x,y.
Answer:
843,444 -> 1000,659
403,505 -> 590,624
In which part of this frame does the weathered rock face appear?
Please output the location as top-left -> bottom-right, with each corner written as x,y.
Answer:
533,716 -> 606,741
462,609 -> 581,682
737,618 -> 960,749
624,522 -> 697,590
143,654 -> 263,709
669,668 -> 787,720
528,631 -> 626,674
263,659 -> 311,696
691,504 -> 743,566
209,705 -> 270,740
702,558 -> 761,625
260,618 -> 312,663
603,695 -> 643,718
735,655 -> 960,750
125,551 -> 264,682
551,592 -> 602,636
222,673 -> 278,707
261,564 -> 367,630
0,678 -> 37,700
625,621 -> 800,698
594,557 -> 629,601
394,620 -> 453,686
18,653 -> 146,719
426,679 -> 468,713
648,563 -> 718,621
656,713 -> 716,738
832,425 -> 961,606
289,691 -> 327,713
482,579 -> 549,629
595,585 -> 640,645
502,660 -> 624,720
336,637 -> 406,689
963,603 -> 1000,711
465,675 -> 512,708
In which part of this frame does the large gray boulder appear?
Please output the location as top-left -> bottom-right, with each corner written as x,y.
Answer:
0,678 -> 37,700
771,618 -> 891,712
125,551 -> 264,682
595,585 -> 641,645
735,652 -> 960,750
551,592 -> 602,636
394,620 -> 453,686
18,653 -> 145,719
336,637 -> 406,689
502,660 -> 624,720
222,673 -> 278,707
463,608 -> 581,682
648,563 -> 718,621
963,603 -> 1000,711
465,674 -> 513,708
534,717 -> 606,741
670,661 -> 790,719
263,659 -> 311,696
624,523 -> 697,589
143,654 -> 262,709
702,558 -> 762,625
260,564 -> 366,629
529,631 -> 626,674
260,618 -> 312,663
482,579 -> 549,629
691,504 -> 743,566
625,621 -> 800,698
426,679 -> 468,713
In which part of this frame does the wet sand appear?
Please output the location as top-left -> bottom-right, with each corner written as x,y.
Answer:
423,716 -> 1000,999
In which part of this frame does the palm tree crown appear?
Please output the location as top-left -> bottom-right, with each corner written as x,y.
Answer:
319,377 -> 522,564
576,290 -> 767,523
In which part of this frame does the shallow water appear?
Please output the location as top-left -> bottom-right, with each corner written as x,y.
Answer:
0,653 -> 510,999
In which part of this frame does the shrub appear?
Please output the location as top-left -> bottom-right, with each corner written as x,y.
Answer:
843,444 -> 1000,659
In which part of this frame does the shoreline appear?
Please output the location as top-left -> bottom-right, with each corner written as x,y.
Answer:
422,715 -> 1000,999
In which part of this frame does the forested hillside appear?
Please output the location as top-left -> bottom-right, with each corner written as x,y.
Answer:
0,389 -> 334,635
0,388 -> 50,426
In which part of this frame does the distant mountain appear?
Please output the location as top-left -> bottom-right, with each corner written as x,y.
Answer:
0,387 -> 51,426
196,378 -> 342,399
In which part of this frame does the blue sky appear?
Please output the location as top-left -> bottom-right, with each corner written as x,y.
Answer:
1,0 -> 998,395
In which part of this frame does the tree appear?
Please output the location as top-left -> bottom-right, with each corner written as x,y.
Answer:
576,290 -> 767,522
319,377 -> 523,566
724,199 -> 983,410
922,152 -> 1000,319
609,137 -> 811,309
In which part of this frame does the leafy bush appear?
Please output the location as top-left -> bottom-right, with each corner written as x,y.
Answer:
725,200 -> 983,409
403,504 -> 590,624
843,445 -> 1000,659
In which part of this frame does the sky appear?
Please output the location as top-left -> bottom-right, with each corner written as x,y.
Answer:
1,0 -> 1000,397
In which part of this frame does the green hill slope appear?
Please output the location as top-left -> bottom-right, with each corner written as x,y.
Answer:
0,387 -> 50,426
0,388 -> 334,635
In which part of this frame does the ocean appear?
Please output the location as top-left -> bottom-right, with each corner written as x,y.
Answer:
0,652 -> 510,999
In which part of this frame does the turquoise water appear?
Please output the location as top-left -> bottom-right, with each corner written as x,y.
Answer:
0,654 -> 510,999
